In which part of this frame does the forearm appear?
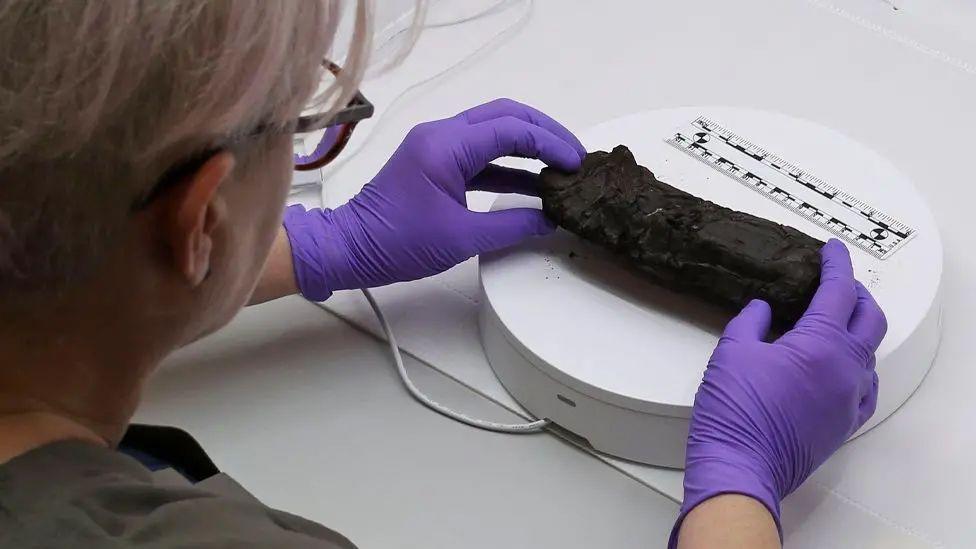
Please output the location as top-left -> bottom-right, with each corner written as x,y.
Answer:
249,227 -> 299,305
676,495 -> 780,549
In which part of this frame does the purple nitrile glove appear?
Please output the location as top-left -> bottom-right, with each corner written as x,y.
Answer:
669,239 -> 887,547
283,98 -> 586,301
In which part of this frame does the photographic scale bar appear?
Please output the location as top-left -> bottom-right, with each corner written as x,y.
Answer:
665,116 -> 916,260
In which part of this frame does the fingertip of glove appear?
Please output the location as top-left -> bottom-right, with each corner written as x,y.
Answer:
821,238 -> 851,261
559,148 -> 584,172
575,143 -> 587,161
522,209 -> 556,236
747,299 -> 771,312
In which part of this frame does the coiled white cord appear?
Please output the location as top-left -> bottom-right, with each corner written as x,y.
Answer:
317,0 -> 534,207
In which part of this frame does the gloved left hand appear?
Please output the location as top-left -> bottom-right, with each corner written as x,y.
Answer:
669,240 -> 886,547
283,98 -> 586,301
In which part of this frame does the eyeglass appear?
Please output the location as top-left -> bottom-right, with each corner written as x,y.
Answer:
133,61 -> 373,210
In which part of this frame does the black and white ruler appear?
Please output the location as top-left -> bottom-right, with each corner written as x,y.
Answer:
665,116 -> 916,259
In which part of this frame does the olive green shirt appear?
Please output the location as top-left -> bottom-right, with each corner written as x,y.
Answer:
0,441 -> 356,548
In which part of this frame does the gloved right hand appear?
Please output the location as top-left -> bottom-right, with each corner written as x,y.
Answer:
670,239 -> 887,547
283,99 -> 585,301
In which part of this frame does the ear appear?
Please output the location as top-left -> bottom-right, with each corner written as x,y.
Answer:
159,151 -> 236,287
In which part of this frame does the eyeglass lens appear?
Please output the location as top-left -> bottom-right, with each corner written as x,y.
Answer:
294,124 -> 349,170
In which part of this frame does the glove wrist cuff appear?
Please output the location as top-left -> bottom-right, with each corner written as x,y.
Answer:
667,456 -> 782,549
282,204 -> 351,302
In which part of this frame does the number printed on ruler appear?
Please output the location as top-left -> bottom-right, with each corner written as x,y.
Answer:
665,116 -> 916,260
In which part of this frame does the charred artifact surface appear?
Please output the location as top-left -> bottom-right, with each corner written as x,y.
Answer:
539,145 -> 823,326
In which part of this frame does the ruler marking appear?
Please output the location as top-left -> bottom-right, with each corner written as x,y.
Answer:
666,116 -> 917,259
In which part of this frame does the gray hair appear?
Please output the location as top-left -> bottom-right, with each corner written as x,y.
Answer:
0,0 -> 386,296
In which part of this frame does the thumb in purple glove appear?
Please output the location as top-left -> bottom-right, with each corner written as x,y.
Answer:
283,98 -> 585,301
669,239 -> 887,547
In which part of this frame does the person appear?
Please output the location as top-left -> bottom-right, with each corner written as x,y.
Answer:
0,2 -> 884,548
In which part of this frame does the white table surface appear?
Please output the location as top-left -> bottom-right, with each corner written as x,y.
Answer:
137,1 -> 976,547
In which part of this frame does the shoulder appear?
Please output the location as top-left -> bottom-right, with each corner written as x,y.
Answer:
0,441 -> 356,549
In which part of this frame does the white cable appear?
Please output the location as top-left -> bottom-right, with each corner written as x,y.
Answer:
355,288 -> 550,433
318,0 -> 534,207
289,1 -> 528,198
423,0 -> 516,28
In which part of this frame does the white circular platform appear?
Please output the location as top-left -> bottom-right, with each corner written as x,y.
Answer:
479,107 -> 943,468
